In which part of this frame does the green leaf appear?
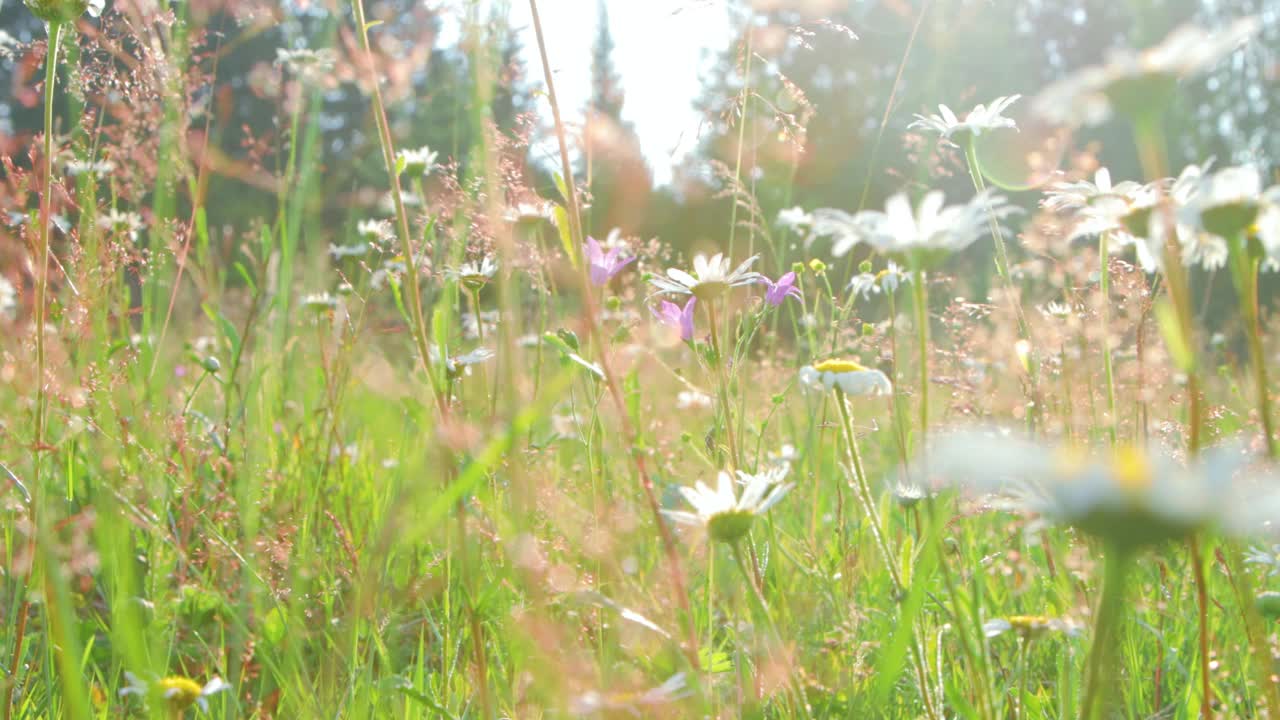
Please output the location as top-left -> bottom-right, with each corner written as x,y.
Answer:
554,205 -> 577,268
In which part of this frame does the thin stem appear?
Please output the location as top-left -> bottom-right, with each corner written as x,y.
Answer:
1189,535 -> 1213,720
1230,235 -> 1276,458
1081,545 -> 1131,720
1099,233 -> 1119,446
729,541 -> 809,717
349,0 -> 445,415
9,24 -> 63,720
1017,638 -> 1031,720
912,265 -> 929,448
707,299 -> 741,468
526,0 -> 699,671
834,392 -> 902,593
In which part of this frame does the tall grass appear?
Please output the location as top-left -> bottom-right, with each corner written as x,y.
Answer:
2,2 -> 1279,719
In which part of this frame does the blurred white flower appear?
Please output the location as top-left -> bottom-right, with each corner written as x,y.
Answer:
356,219 -> 392,242
983,615 -> 1082,640
930,430 -> 1280,548
431,347 -> 494,379
676,390 -> 713,410
777,206 -> 813,230
446,256 -> 498,290
274,47 -> 336,83
1033,17 -> 1261,126
909,95 -> 1021,143
0,276 -> 15,322
570,673 -> 689,716
799,359 -> 892,396
1043,167 -> 1160,246
98,209 -> 144,241
812,189 -> 1016,258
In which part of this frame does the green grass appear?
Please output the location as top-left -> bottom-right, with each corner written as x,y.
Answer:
3,3 -> 1280,719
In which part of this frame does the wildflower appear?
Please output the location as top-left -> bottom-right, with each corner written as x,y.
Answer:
64,158 -> 115,177
892,477 -> 930,508
584,235 -> 634,286
776,206 -> 813,230
664,469 -> 793,544
356,219 -> 392,242
1041,301 -> 1073,319
648,253 -> 762,301
462,310 -> 500,340
24,0 -> 103,23
274,47 -> 336,84
983,615 -> 1082,640
676,390 -> 713,410
1246,544 -> 1280,577
909,95 -> 1021,144
1033,18 -> 1261,126
431,347 -> 494,380
1042,167 -> 1160,246
504,201 -> 556,225
570,673 -> 689,716
1177,164 -> 1265,241
799,359 -> 892,396
98,209 -> 144,241
878,261 -> 910,293
652,296 -> 697,342
396,146 -> 438,179
930,432 -> 1280,549
301,292 -> 338,311
0,276 -> 16,321
761,271 -> 801,306
329,242 -> 371,260
119,672 -> 230,712
446,256 -> 498,291
767,443 -> 799,468
812,189 -> 1016,258
847,271 -> 880,300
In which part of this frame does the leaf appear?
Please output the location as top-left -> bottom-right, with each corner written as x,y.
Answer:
554,205 -> 577,268
261,606 -> 287,648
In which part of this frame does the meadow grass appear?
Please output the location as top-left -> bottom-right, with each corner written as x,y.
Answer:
3,2 -> 1280,718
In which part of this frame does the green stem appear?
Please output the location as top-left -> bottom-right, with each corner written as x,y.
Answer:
729,541 -> 809,717
349,0 -> 445,415
1017,638 -> 1031,720
707,299 -> 741,468
1081,545 -> 1131,720
1099,233 -> 1118,447
912,265 -> 929,449
1229,235 -> 1276,458
834,391 -> 902,593
1189,535 -> 1213,720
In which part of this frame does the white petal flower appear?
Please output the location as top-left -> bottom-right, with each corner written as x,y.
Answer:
664,469 -> 793,543
813,190 -> 1017,258
909,95 -> 1021,143
798,359 -> 892,396
396,145 -> 438,179
777,206 -> 813,230
648,253 -> 762,301
446,256 -> 498,290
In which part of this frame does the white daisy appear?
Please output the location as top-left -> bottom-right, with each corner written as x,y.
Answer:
356,219 -> 392,242
648,253 -> 763,301
798,359 -> 892,396
909,95 -> 1021,143
1177,164 -> 1265,241
664,469 -> 793,544
396,145 -> 438,179
432,347 -> 494,379
98,209 -> 144,241
446,256 -> 498,290
1042,167 -> 1160,245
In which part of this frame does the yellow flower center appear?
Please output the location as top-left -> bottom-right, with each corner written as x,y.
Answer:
1111,446 -> 1152,494
813,359 -> 869,374
158,677 -> 203,709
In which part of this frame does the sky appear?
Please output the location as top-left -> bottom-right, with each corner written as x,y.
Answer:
505,0 -> 733,185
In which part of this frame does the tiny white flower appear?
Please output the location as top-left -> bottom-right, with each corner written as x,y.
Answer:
98,209 -> 144,240
119,672 -> 230,712
396,145 -> 438,179
446,256 -> 498,290
777,206 -> 813,230
676,390 -> 713,410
